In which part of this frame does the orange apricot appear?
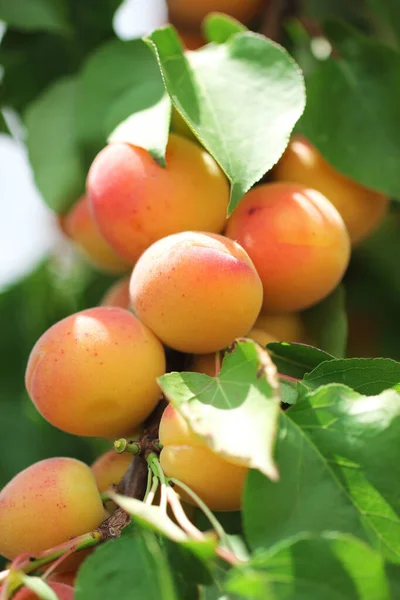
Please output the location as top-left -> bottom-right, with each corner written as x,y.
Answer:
25,307 -> 166,438
226,182 -> 350,313
91,450 -> 132,493
178,30 -> 205,50
100,276 -> 131,309
159,404 -> 247,511
0,458 -> 105,560
14,583 -> 74,599
190,352 -> 220,377
130,231 -> 263,353
87,134 -> 229,264
273,136 -> 389,245
63,195 -> 129,273
167,0 -> 264,29
48,572 -> 76,587
248,312 -> 306,345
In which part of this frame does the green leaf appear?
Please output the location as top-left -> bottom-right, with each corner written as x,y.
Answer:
147,26 -> 305,214
108,92 -> 171,167
25,76 -> 85,213
226,533 -> 390,600
162,538 -> 213,600
75,531 -> 177,600
202,13 -> 246,44
109,492 -> 217,560
303,285 -> 347,358
159,339 -> 281,480
0,0 -> 70,34
300,22 -> 400,199
304,357 -> 400,395
244,385 -> 400,561
20,576 -> 58,600
77,38 -> 166,158
267,342 -> 334,379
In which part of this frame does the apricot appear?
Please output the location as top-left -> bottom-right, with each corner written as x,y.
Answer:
130,232 -> 263,353
170,109 -> 198,143
48,572 -> 76,587
226,183 -> 350,313
91,450 -> 132,493
273,136 -> 389,245
63,195 -> 129,273
100,276 -> 131,309
87,134 -> 229,264
248,312 -> 306,346
0,458 -> 105,560
14,583 -> 74,600
178,30 -> 205,50
25,307 -> 166,438
167,0 -> 263,29
159,404 -> 247,511
190,353 -> 220,377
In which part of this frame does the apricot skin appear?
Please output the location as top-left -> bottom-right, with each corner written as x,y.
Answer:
63,195 -> 128,273
249,313 -> 306,346
14,583 -> 74,600
25,307 -> 166,438
273,136 -> 389,245
130,232 -> 263,354
87,134 -> 229,264
159,405 -> 247,511
226,183 -> 350,313
100,276 -> 131,309
91,450 -> 132,493
0,458 -> 105,561
167,0 -> 264,29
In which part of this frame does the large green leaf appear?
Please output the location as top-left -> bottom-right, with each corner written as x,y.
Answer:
159,340 -> 281,480
267,342 -> 333,379
77,38 -> 166,159
147,26 -> 305,213
244,385 -> 400,561
302,286 -> 347,358
367,0 -> 400,46
300,22 -> 400,199
25,76 -> 85,213
202,13 -> 246,45
304,357 -> 400,394
226,533 -> 390,599
0,0 -> 70,33
75,532 -> 177,600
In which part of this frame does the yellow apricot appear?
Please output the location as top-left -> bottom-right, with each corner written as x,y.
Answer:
25,307 -> 165,438
100,276 -> 131,310
130,232 -> 263,353
273,136 -> 389,244
159,405 -> 247,511
226,183 -> 350,312
87,134 -> 229,264
248,312 -> 306,345
91,450 -> 133,493
0,458 -> 105,560
63,195 -> 129,273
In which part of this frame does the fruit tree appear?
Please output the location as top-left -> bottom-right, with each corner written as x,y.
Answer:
1,0 -> 400,598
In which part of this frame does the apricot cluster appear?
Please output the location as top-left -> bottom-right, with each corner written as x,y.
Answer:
1,56 -> 389,580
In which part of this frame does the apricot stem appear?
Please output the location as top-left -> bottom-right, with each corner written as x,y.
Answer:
114,439 -> 141,455
147,453 -> 168,512
166,487 -> 204,541
169,477 -> 232,552
144,476 -> 159,505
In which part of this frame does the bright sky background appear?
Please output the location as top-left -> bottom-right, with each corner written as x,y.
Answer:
0,0 -> 167,291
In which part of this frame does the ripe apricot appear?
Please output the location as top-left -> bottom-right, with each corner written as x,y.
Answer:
25,307 -> 165,438
248,312 -> 306,346
100,276 -> 131,309
190,352 -> 220,377
14,583 -> 74,600
159,404 -> 247,511
167,0 -> 263,29
63,195 -> 129,273
130,232 -> 263,353
91,450 -> 132,493
273,136 -> 389,245
87,134 -> 229,264
48,572 -> 76,587
226,183 -> 350,313
178,30 -> 205,50
0,458 -> 105,560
